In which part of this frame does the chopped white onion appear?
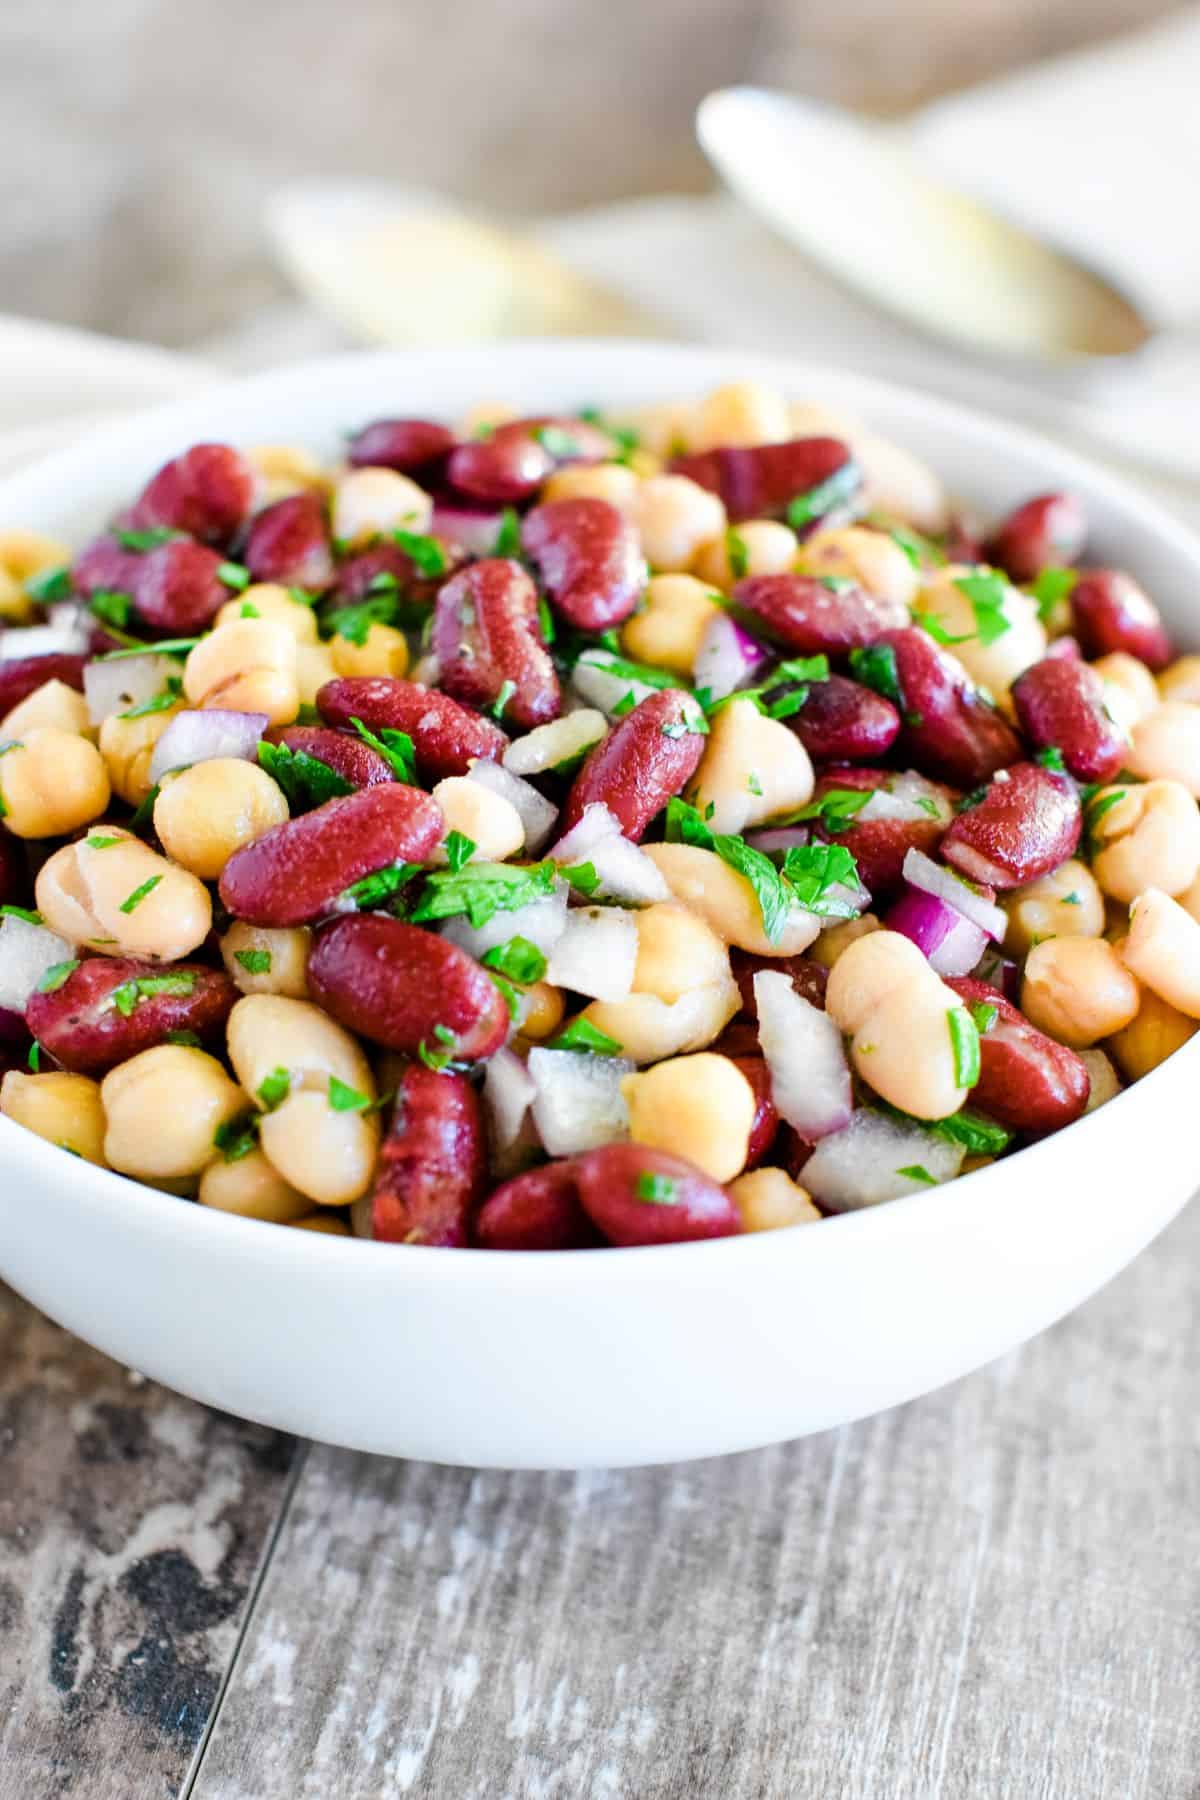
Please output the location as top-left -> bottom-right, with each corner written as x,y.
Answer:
1,620 -> 88,661
527,1046 -> 633,1154
545,906 -> 638,1001
439,880 -> 569,960
83,653 -> 181,727
483,1046 -> 538,1155
550,802 -> 622,862
150,709 -> 269,784
467,757 -> 558,853
0,915 -> 74,1011
802,1109 -> 964,1211
753,970 -> 852,1140
503,710 -> 607,778
550,802 -> 670,906
691,611 -> 770,701
903,848 -> 1006,941
570,649 -> 671,718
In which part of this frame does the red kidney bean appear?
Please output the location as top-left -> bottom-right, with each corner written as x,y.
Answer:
729,1055 -> 779,1169
986,492 -> 1087,583
317,676 -> 509,779
346,418 -> 456,474
330,540 -> 466,610
779,672 -> 900,762
1010,657 -> 1126,783
72,533 -> 141,601
309,914 -> 509,1060
372,1064 -> 487,1247
447,416 -> 613,504
128,539 -> 229,632
735,574 -> 907,655
878,627 -> 1023,789
243,493 -> 335,592
269,724 -> 396,790
671,436 -> 857,525
573,1144 -> 742,1245
805,765 -> 956,900
0,652 -> 87,718
25,956 -> 237,1076
219,783 -> 444,926
561,689 -> 705,841
474,1160 -> 601,1250
432,559 -> 560,728
1070,569 -> 1172,669
941,761 -> 1081,890
129,443 -> 255,545
1043,635 -> 1082,662
947,976 -> 1090,1136
729,949 -> 828,1015
521,498 -> 646,631
942,514 -> 985,564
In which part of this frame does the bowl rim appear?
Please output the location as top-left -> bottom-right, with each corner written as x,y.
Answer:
3,337 -> 1198,1280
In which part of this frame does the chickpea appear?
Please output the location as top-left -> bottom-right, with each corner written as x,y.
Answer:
689,696 -> 813,836
624,399 -> 697,460
1119,888 -> 1200,1017
217,583 -> 319,644
290,1212 -> 353,1237
330,622 -> 410,679
260,1090 -> 379,1207
797,526 -> 919,609
1021,937 -> 1139,1048
1,1070 -> 106,1164
99,700 -> 186,805
0,729 -> 110,838
0,529 -> 70,622
1002,859 -> 1105,956
690,381 -> 790,451
331,467 -> 432,547
1157,655 -> 1200,706
513,980 -> 564,1040
825,929 -> 970,1119
101,1046 -> 245,1180
198,1146 -> 311,1223
631,902 -> 730,1003
913,566 -> 1045,705
247,443 -> 331,504
1,679 -> 92,741
457,399 -> 516,438
153,759 -> 289,881
503,710 -> 607,778
183,617 -> 299,727
621,1053 -> 756,1182
1107,985 -> 1197,1081
1090,780 -> 1200,903
630,475 -> 726,573
810,913 -> 881,969
692,520 -> 799,590
220,922 -> 312,998
728,1167 -> 821,1231
620,575 -> 722,674
541,462 -> 640,510
581,977 -> 740,1066
1078,1048 -> 1123,1112
644,843 -> 821,956
1092,652 -> 1159,729
430,776 -> 524,863
1125,703 -> 1200,795
36,829 -> 211,960
296,643 -> 339,708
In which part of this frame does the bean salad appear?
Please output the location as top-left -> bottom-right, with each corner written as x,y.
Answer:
0,380 -> 1196,1248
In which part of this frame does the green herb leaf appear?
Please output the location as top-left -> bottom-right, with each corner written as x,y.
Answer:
445,830 -> 476,872
257,1067 -> 292,1111
488,973 -> 524,1022
948,1007 -> 981,1088
537,595 -> 556,644
953,572 -> 1013,646
109,971 -> 197,1018
482,936 -> 548,984
120,674 -> 182,719
24,563 -> 72,604
115,527 -> 181,552
89,589 -> 134,630
879,1098 -> 1011,1155
1062,891 -> 1082,906
911,609 -> 973,647
547,1017 -> 623,1056
128,783 -> 161,835
86,834 -> 123,849
27,1040 -> 41,1072
726,528 -> 750,580
575,648 -> 683,693
409,860 -> 557,930
217,560 -> 251,591
0,904 -> 42,925
969,1001 -> 999,1035
491,679 -> 517,721
635,1171 -> 680,1204
214,1112 -> 258,1162
165,1029 -> 202,1047
240,601 -> 260,619
348,716 -> 417,784
781,788 -> 871,833
417,1033 -> 457,1071
785,460 -> 861,530
560,862 -> 601,896
99,637 -> 200,661
329,1075 -> 372,1113
1029,565 -> 1078,624
1085,788 -> 1126,835
897,1164 -> 937,1186
493,507 -> 522,557
37,959 -> 79,994
848,642 -> 904,709
234,949 -> 272,975
393,529 -> 448,578
1036,746 -> 1067,772
339,862 -> 422,911
119,874 -> 163,915
780,843 -> 861,919
258,739 -> 355,810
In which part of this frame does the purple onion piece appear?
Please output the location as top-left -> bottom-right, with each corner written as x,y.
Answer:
886,886 -> 988,978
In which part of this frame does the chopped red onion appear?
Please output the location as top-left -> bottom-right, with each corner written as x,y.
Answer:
886,886 -> 988,978
692,611 -> 770,702
803,1109 -> 965,1210
902,847 -> 1006,941
753,970 -> 852,1140
150,709 -> 269,784
430,503 -> 505,557
972,945 -> 1022,1003
745,825 -> 811,855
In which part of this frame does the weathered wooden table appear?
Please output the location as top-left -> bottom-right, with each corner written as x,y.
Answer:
3,1195 -> 1197,1799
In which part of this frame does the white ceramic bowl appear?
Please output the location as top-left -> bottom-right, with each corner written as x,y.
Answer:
1,342 -> 1196,1469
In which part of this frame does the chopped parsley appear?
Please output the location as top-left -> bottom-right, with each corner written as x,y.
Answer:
418,1027 -> 459,1071
635,1172 -> 681,1204
234,949 -> 272,975
89,589 -> 134,631
537,595 -> 556,644
911,610 -> 972,647
948,1007 -> 981,1088
257,1067 -> 292,1111
482,936 -> 548,984
115,527 -> 181,552
780,844 -> 860,918
86,834 -> 123,849
25,563 -> 72,604
1062,891 -> 1082,906
393,529 -> 448,578
546,1017 -> 623,1056
968,1001 -> 998,1035
953,572 -> 1012,646
324,595 -> 407,646
493,508 -> 522,557
445,830 -> 476,872
118,874 -> 163,914
1029,565 -> 1078,625
165,1029 -> 202,1048
576,648 -> 683,694
726,528 -> 750,580
349,716 -> 417,783
785,460 -> 861,530
560,862 -> 601,896
489,973 -> 524,1022
339,862 -> 422,911
409,860 -> 558,930
214,1112 -> 259,1162
491,679 -> 517,721
665,800 -> 860,941
109,971 -> 197,1017
217,560 -> 251,591
879,1099 -> 1012,1156
1085,788 -> 1126,832
98,637 -> 200,661
535,424 -> 585,461
36,960 -> 79,994
897,1165 -> 937,1186
27,1040 -> 41,1072
782,787 -> 871,834
328,1075 -> 372,1112
258,740 -> 354,810
848,642 -> 904,710
121,675 -> 182,719
0,905 -> 42,925
1036,746 -> 1067,772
